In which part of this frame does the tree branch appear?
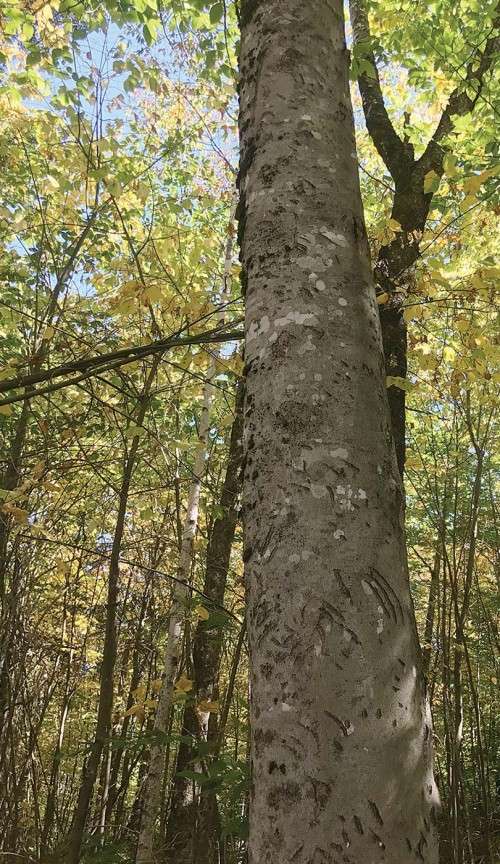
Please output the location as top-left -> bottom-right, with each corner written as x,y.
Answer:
349,0 -> 412,182
0,321 -> 244,406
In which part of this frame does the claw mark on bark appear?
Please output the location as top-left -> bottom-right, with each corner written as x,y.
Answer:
326,484 -> 336,508
311,847 -> 331,864
369,829 -> 385,849
333,569 -> 352,602
290,843 -> 304,861
416,831 -> 428,860
257,525 -> 274,556
321,599 -> 345,622
324,711 -> 353,736
281,734 -> 306,760
364,576 -> 396,624
307,775 -> 333,820
318,600 -> 361,646
254,612 -> 275,648
353,815 -> 364,834
341,828 -> 351,847
367,799 -> 384,826
370,567 -> 405,622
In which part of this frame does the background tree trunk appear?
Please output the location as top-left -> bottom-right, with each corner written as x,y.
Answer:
165,382 -> 244,863
66,362 -> 159,864
349,0 -> 500,477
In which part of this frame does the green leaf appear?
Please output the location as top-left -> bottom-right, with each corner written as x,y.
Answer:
26,50 -> 42,67
21,21 -> 34,42
209,3 -> 224,25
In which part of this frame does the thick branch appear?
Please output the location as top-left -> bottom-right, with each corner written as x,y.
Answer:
349,0 -> 412,182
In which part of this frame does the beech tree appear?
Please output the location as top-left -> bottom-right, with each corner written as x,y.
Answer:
238,1 -> 439,861
0,2 -> 497,862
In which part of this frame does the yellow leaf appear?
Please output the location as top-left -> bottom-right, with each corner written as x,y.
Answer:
471,274 -> 486,291
423,170 -> 440,194
417,354 -> 438,371
229,354 -> 244,376
42,325 -> 55,340
145,283 -> 162,303
405,456 -> 420,469
132,684 -> 146,702
386,376 -> 414,392
388,218 -> 401,232
443,154 -> 458,178
463,166 -> 499,194
1,504 -> 29,524
404,305 -> 423,322
0,405 -> 12,416
429,270 -> 450,288
443,346 -> 456,363
124,704 -> 146,721
113,298 -> 136,316
119,280 -> 141,297
151,678 -> 163,693
482,267 -> 500,280
197,700 -> 219,713
376,292 -> 389,305
32,460 -> 45,479
195,605 -> 210,621
174,675 -> 193,693
460,194 -> 476,212
56,558 -> 70,576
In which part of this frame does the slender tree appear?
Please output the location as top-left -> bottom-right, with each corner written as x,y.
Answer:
66,360 -> 160,864
238,2 -> 439,861
165,381 -> 244,864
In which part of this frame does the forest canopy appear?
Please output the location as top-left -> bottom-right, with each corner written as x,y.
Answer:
0,1 -> 498,863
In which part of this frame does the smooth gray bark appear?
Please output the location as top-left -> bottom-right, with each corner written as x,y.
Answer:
238,2 -> 439,862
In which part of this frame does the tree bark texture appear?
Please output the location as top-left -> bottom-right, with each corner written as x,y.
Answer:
238,2 -> 439,862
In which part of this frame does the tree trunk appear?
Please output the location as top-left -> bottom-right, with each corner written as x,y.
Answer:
135,379 -> 213,864
238,2 -> 439,862
349,0 -> 500,478
165,382 -> 244,863
422,547 -> 441,679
